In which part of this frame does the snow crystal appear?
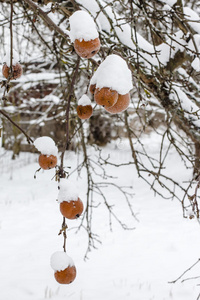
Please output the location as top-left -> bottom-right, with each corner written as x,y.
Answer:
34,136 -> 58,156
90,54 -> 133,95
50,251 -> 74,272
78,94 -> 91,106
188,34 -> 200,53
57,178 -> 79,203
183,7 -> 200,34
191,57 -> 200,72
69,10 -> 99,43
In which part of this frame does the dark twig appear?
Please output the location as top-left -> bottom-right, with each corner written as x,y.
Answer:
0,109 -> 33,144
169,258 -> 200,284
22,0 -> 70,40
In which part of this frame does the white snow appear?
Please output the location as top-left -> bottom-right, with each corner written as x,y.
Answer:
183,7 -> 200,34
191,57 -> 200,72
78,94 -> 91,106
77,0 -> 200,71
57,178 -> 79,203
2,48 -> 20,66
90,54 -> 133,95
69,10 -> 99,43
34,136 -> 58,156
188,34 -> 200,53
160,0 -> 177,6
42,94 -> 60,105
0,139 -> 200,300
50,251 -> 75,272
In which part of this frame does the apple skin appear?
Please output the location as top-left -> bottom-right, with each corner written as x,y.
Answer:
77,105 -> 93,120
94,87 -> 118,107
74,37 -> 100,59
54,265 -> 76,284
39,154 -> 57,170
60,198 -> 84,219
104,93 -> 130,114
2,63 -> 23,80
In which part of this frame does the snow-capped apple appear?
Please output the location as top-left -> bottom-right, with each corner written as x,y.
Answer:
104,93 -> 130,114
60,198 -> 84,219
77,104 -> 93,119
39,154 -> 57,170
58,178 -> 84,219
50,251 -> 76,284
94,87 -> 118,107
69,10 -> 100,59
77,94 -> 93,119
34,136 -> 58,170
2,62 -> 22,80
90,55 -> 133,107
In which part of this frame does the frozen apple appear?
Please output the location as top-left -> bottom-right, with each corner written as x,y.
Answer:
50,251 -> 76,284
57,178 -> 84,219
74,37 -> 100,58
34,136 -> 58,170
77,94 -> 93,120
2,62 -> 22,80
69,10 -> 100,59
38,154 -> 57,170
90,55 -> 133,99
77,104 -> 93,119
60,198 -> 84,219
94,87 -> 118,107
89,84 -> 96,94
104,93 -> 130,114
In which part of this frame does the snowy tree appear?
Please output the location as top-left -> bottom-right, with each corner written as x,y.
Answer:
1,0 -> 200,260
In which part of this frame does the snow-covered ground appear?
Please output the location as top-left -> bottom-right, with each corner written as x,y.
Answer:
0,135 -> 200,300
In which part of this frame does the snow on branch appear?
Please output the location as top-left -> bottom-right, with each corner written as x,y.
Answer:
76,0 -> 200,70
23,0 -> 70,40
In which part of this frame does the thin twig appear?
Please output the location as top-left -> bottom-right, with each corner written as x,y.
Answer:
22,0 -> 70,40
169,258 -> 200,284
0,109 -> 33,144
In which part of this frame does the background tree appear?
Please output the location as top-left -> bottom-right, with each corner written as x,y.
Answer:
1,0 -> 200,253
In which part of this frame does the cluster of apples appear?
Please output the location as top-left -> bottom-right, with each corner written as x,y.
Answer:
2,9 -> 133,286
70,11 -> 133,120
90,84 -> 130,114
33,137 -> 83,284
50,179 -> 83,284
2,62 -> 22,80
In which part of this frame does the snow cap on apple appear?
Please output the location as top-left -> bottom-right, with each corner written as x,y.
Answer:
69,10 -> 99,43
90,54 -> 133,95
57,178 -> 79,203
50,251 -> 75,272
78,94 -> 92,106
34,136 -> 58,156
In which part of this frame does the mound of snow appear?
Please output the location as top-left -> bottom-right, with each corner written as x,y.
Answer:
78,94 -> 91,106
34,136 -> 58,156
57,178 -> 79,203
90,54 -> 133,95
50,251 -> 75,271
69,10 -> 99,42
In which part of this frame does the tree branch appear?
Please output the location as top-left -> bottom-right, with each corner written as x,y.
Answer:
22,0 -> 70,40
0,109 -> 33,144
